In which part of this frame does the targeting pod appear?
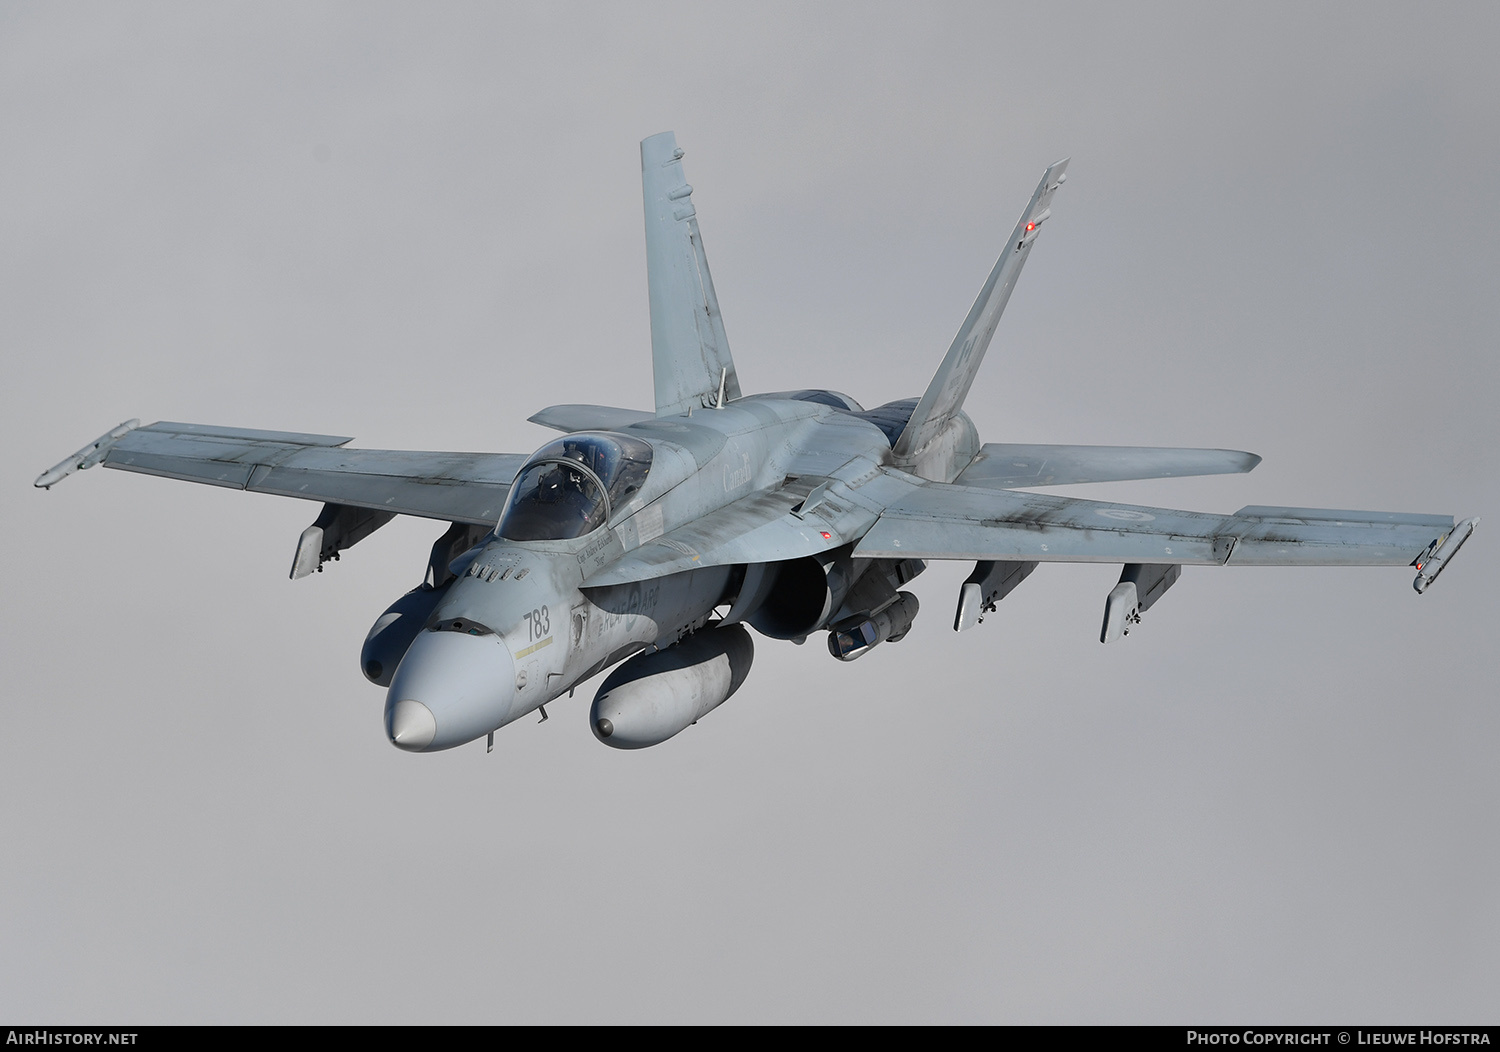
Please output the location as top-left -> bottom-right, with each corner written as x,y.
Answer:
828,591 -> 920,661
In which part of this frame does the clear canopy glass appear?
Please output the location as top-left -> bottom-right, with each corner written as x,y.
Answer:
497,433 -> 653,542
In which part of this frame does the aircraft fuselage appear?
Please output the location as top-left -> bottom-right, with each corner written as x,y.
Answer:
379,394 -> 969,752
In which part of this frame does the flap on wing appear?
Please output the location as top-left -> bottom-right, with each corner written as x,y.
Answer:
1234,506 -> 1452,528
101,422 -> 527,525
584,478 -> 871,586
854,481 -> 1451,567
147,421 -> 354,446
957,443 -> 1261,489
527,404 -> 654,434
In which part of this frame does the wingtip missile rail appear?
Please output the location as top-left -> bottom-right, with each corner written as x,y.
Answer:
34,419 -> 140,489
1413,517 -> 1479,594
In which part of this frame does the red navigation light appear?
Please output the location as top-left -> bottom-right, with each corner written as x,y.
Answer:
1025,222 -> 1036,231
820,531 -> 831,540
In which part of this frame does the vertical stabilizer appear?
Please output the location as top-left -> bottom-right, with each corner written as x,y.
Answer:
642,132 -> 742,417
893,159 -> 1069,464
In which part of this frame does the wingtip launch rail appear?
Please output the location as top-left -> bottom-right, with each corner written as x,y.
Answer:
1414,516 -> 1479,594
34,419 -> 139,489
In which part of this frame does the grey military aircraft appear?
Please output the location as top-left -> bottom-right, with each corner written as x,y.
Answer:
37,132 -> 1477,754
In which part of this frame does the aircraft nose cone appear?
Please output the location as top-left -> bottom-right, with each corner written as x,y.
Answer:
385,630 -> 516,752
387,699 -> 437,751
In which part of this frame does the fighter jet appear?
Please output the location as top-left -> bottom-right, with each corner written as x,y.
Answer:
36,132 -> 1477,754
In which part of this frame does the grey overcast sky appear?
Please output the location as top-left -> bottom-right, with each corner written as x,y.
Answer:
2,2 -> 1496,1023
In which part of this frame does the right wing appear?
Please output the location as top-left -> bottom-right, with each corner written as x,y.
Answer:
955,443 -> 1261,489
37,420 -> 528,526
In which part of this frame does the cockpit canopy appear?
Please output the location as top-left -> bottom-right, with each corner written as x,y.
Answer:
497,433 -> 653,542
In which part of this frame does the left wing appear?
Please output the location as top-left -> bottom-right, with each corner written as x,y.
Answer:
853,478 -> 1472,585
36,420 -> 528,526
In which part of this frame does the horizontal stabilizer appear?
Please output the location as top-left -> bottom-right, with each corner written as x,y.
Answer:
958,443 -> 1260,489
528,404 -> 654,434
